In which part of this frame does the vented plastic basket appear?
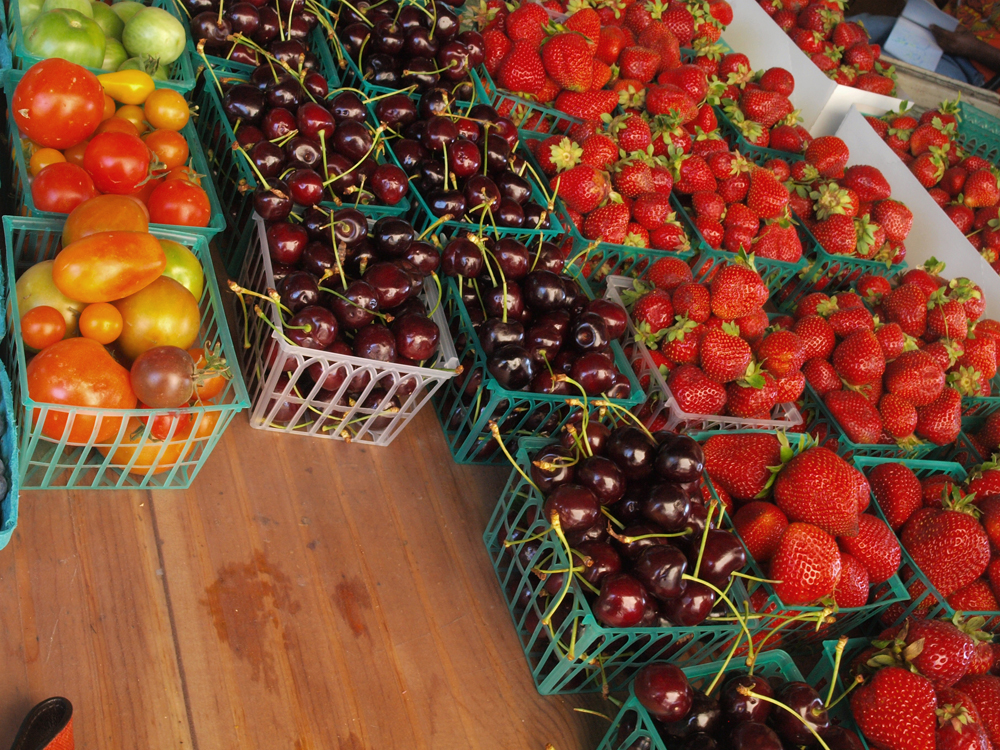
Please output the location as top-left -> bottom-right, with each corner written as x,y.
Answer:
236,214 -> 460,445
7,0 -> 197,93
853,456 -> 1000,631
475,67 -> 583,135
597,651 -> 804,750
805,638 -> 874,749
604,276 -> 804,433
0,369 -> 21,551
960,373 -> 1000,419
955,102 -> 1000,163
1,216 -> 249,489
486,436 -> 748,695
4,70 -> 225,242
714,104 -> 808,166
432,273 -> 644,465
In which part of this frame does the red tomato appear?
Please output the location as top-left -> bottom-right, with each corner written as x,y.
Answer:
12,59 -> 104,149
162,166 -> 201,185
129,175 -> 163,206
63,194 -> 149,244
147,180 -> 211,227
189,347 -> 229,402
63,141 -> 89,168
143,129 -> 189,170
83,132 -> 151,195
21,305 -> 67,350
31,163 -> 98,213
138,407 -> 193,441
94,118 -> 140,137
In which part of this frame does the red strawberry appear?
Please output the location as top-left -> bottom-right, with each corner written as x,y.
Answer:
843,164 -> 892,203
775,370 -> 805,402
825,389 -> 882,444
645,83 -> 699,121
620,45 -> 661,84
583,201 -> 631,244
793,315 -> 835,360
856,73 -> 896,95
771,522 -> 842,604
915,387 -> 962,446
661,318 -> 702,364
565,7 -> 601,47
903,494 -> 991,597
839,513 -> 901,583
667,364 -> 726,415
911,122 -> 952,156
555,90 -> 619,120
884,283 -> 929,338
956,675 -> 1000,748
835,551 -> 870,608
851,667 -> 936,750
672,282 -> 711,322
868,462 -> 922,531
483,29 -> 513,77
758,66 -> 794,96
746,167 -> 790,219
579,133 -> 618,171
632,192 -> 675,230
550,164 -> 610,213
541,33 -> 594,92
880,393 -> 918,440
702,432 -> 782,501
632,288 -> 675,343
884,349 -> 946,407
927,290 -> 970,341
614,159 -> 655,198
803,357 -> 842,396
709,257 -> 769,319
948,579 -> 1000,625
805,135 -> 849,178
857,273 -> 894,307
646,257 -> 693,291
497,40 -> 547,94
506,2 -> 549,44
812,214 -> 857,255
833,328 -> 885,386
905,618 -> 976,688
725,363 -> 778,417
965,170 -> 1000,209
755,330 -> 806,378
700,322 -> 751,383
733,501 -> 789,563
774,446 -> 860,537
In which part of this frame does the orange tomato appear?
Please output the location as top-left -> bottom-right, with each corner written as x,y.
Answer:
95,117 -> 140,137
97,417 -> 193,476
115,104 -> 148,134
162,165 -> 201,185
101,93 -> 116,121
21,305 -> 67,350
143,129 -> 189,170
29,148 -> 66,176
191,410 -> 220,439
79,302 -> 123,344
189,347 -> 229,402
63,140 -> 89,168
63,194 -> 149,244
52,231 -> 166,303
143,89 -> 190,131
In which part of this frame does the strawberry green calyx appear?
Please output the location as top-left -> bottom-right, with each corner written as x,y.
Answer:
644,315 -> 698,351
951,611 -> 993,642
620,278 -> 655,308
755,431 -> 817,497
721,320 -> 741,337
920,255 -> 947,277
736,360 -> 768,389
547,137 -> 583,173
947,365 -> 986,397
927,286 -> 950,310
733,246 -> 759,272
937,702 -> 977,732
949,277 -> 981,302
868,621 -> 924,673
944,486 -> 981,518
969,455 -> 1000,480
810,183 -> 854,220
814,298 -> 840,317
855,215 -> 881,258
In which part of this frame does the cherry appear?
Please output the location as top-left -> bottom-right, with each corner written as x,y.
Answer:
570,352 -> 616,395
542,484 -> 600,531
374,94 -> 418,130
634,663 -> 693,722
661,580 -> 714,626
403,241 -> 440,275
278,270 -> 319,313
403,57 -> 441,89
328,280 -> 378,329
296,102 -> 336,141
286,305 -> 338,349
492,239 -> 529,280
772,682 -> 830,744
484,281 -> 524,319
495,199 -> 524,228
372,218 -> 413,258
418,160 -> 446,192
497,170 -> 532,204
371,164 -> 409,205
236,124 -> 264,149
821,726 -> 865,750
606,427 -> 658,480
525,323 -> 562,366
438,40 -> 471,80
362,263 -> 411,309
524,203 -> 552,230
593,573 -> 649,628
418,88 -> 453,119
308,342 -> 352,392
559,417 -> 609,456
575,541 -> 621,586
353,323 -> 396,362
428,189 -> 467,218
302,71 -> 328,99
523,270 -> 567,311
265,74 -> 304,108
654,434 -> 705,483
191,11 -> 230,50
266,221 -> 309,265
332,120 -> 374,162
576,456 -> 625,505
262,107 -> 297,140
456,30 -> 485,66
571,311 -> 609,352
373,18 -> 404,54
446,137 -> 481,179
285,137 -> 322,169
392,138 -> 428,174
483,133 -> 511,174
641,482 -> 691,532
730,722 -> 782,750
464,174 -> 501,212
392,315 -> 440,361
530,445 -> 574,492
286,168 -> 324,207
659,691 -> 722,738
424,116 -> 459,152
632,544 -> 687,601
695,530 -> 747,589
536,310 -> 572,338
251,140 -> 285,179
614,523 -> 667,561
680,735 -> 718,750
479,319 -> 525,357
487,345 -> 534,390
332,208 -> 368,247
404,26 -> 439,57
720,674 -> 774,724
329,91 -> 367,123
255,6 -> 281,43
339,22 -> 370,56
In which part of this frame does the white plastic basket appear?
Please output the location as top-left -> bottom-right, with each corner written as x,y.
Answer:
604,275 -> 803,433
237,215 -> 460,446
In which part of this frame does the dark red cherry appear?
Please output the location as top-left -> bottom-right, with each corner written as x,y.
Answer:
464,174 -> 501,213
571,311 -> 609,352
442,238 -> 483,278
632,545 -> 687,601
720,674 -> 774,724
235,124 -> 263,148
447,137 -> 481,179
613,523 -> 667,561
286,305 -> 338,350
404,25 -> 439,57
424,115 -> 459,152
659,691 -> 721,739
286,168 -> 324,207
641,483 -> 691,533
371,164 -> 409,205
262,107 -> 296,140
530,445 -> 574,492
772,682 -> 830,744
559,417 -> 609,456
655,434 -> 706,482
353,323 -> 396,361
392,315 -> 440,361
571,352 -> 616,395
695,530 -> 747,589
278,271 -> 319,313
634,663 -> 693,722
403,241 -> 440,275
479,318 -> 525,357
576,456 -> 625,505
576,541 -> 621,586
332,120 -> 374,162
730,722 -> 782,750
456,30 -> 485,66
584,299 -> 628,340
363,262 -> 412,309
606,426 -> 658,480
374,93 -> 418,130
661,580 -> 715,626
250,140 -> 284,178
330,280 -> 379,329
821,726 -> 865,750
437,40 -> 471,81
542,484 -> 600,532
523,270 -> 567,311
191,11 -> 230,50
329,91 -> 367,123
266,221 -> 308,265
487,345 -> 535,389
484,133 -> 511,173
484,281 -> 524,319
593,573 -> 649,628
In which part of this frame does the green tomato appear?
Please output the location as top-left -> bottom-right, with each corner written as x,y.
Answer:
24,9 -> 106,68
16,261 -> 86,338
41,0 -> 93,17
18,0 -> 45,28
101,36 -> 127,70
159,240 -> 205,301
118,54 -> 169,79
109,0 -> 143,23
122,7 -> 185,65
91,1 -> 124,38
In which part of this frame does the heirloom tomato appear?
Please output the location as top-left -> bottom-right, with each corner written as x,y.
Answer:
53,231 -> 166,303
12,58 -> 104,148
113,276 -> 200,361
16,261 -> 87,337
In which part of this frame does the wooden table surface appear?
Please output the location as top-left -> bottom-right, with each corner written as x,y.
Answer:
0,408 -> 610,749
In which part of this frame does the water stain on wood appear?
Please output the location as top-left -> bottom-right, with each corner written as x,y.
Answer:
202,550 -> 302,691
333,578 -> 370,638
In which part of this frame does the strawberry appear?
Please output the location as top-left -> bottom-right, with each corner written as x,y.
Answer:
578,133 -> 618,171
583,201 -> 631,244
702,431 -> 782,500
555,90 -> 619,120
497,40 -> 547,94
915,387 -> 962,446
843,164 -> 892,203
910,122 -> 952,156
735,308 -> 769,342
803,357 -> 842,396
880,393 -> 918,440
733,501 -> 788,562
922,474 -> 959,508
768,124 -> 806,154
868,462 -> 922,531
541,33 -> 594,92
904,617 -> 976,688
874,321 -> 907,361
758,66 -> 795,97
793,315 -> 835,360
550,164 -> 610,213
833,328 -> 885,386
968,461 -> 1000,500
632,192 -> 675,230
672,153 -> 716,193
620,45 -> 661,84
948,579 -> 1000,624
812,214 -> 857,255
805,135 -> 849,178
952,279 -> 986,323
709,256 -> 769,319
564,7 -> 601,48
662,6 -> 695,45
883,349 -> 946,408
746,167 -> 790,219
661,318 -> 702,364
505,2 -> 549,44
725,363 -> 778,417
774,446 -> 860,537
645,84 -> 699,121
826,389 -> 882,444
646,257 -> 693,291
911,151 -> 947,188
613,159 -> 656,198
857,273 -> 894,307
650,223 -> 690,251
755,330 -> 806,378
884,283 -> 929,338
667,364 -> 726,415
483,29 -> 513,76
671,282 -> 711,322
596,26 -> 629,66
632,288 -> 675,342
856,73 -> 896,95
700,322 -> 751,383
903,493 -> 991,597
835,551 -> 870,608
964,170 -> 1000,209
927,291 -> 970,341
771,522 -> 842,604
776,370 -> 806,402
851,667 -> 936,750
611,113 -> 653,154
752,220 -> 803,262
956,675 -> 1000,748
839,512 -> 901,583
638,23 -> 680,72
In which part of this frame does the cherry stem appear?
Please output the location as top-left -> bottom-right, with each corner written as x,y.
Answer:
197,40 -> 224,96
573,572 -> 599,595
266,287 -> 293,317
233,141 -> 272,191
502,526 -> 549,548
541,510 -> 574,629
825,636 -> 849,708
706,629 -> 746,696
750,608 -> 833,668
693,500 -> 718,580
253,305 -> 296,347
572,708 -> 612,722
489,420 -> 539,493
600,506 -> 624,530
736,688 -> 832,750
417,213 -> 452,240
682,574 -> 755,666
563,423 -> 592,459
826,675 -> 864,710
427,272 -> 443,318
317,284 -> 393,321
564,242 -> 599,275
228,280 -> 251,349
729,571 -> 782,584
325,211 -> 349,288
595,399 -> 651,438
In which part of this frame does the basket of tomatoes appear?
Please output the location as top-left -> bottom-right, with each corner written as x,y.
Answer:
3,60 -> 225,239
2,207 -> 249,490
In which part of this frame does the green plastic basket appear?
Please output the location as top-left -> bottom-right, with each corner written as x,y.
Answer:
801,382 -> 937,460
805,638 -> 874,749
714,104 -> 807,166
431,272 -> 644,465
191,70 -> 410,277
597,651 -> 804,750
852,456 -> 1000,630
4,70 -> 226,242
1,216 -> 250,489
7,0 -> 197,93
933,417 -> 989,466
686,430 -> 909,647
955,102 -> 1000,164
475,67 -> 583,135
960,373 -> 1000,419
485,436 -> 748,695
0,369 -> 22,551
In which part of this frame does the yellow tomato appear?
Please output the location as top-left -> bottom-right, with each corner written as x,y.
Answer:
98,70 -> 156,105
29,148 -> 65,176
115,104 -> 148,134
143,88 -> 189,131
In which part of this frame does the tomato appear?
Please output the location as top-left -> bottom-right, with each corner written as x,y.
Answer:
160,240 -> 204,300
27,338 -> 137,444
127,174 -> 163,205
24,9 -> 106,70
111,1 -> 144,24
63,194 -> 149,243
101,38 -> 128,73
79,302 -> 123,344
101,93 -> 116,120
63,140 -> 89,167
94,117 -> 139,136
53,231 -> 165,303
21,305 -> 67,350
147,180 -> 211,227
83,131 -> 150,194
32,162 -> 98,213
114,103 -> 147,134
143,88 -> 189,131
118,55 -> 168,80
91,1 -> 124,40
161,165 -> 200,185
191,409 -> 220,439
143,129 -> 188,170
189,346 -> 230,402
130,346 -> 195,407
97,417 -> 191,476
12,59 -> 104,149
113,276 -> 201,361
17,261 -> 87,337
29,148 -> 65,176
121,7 -> 186,65
98,70 -> 154,105
138,408 -> 192,441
